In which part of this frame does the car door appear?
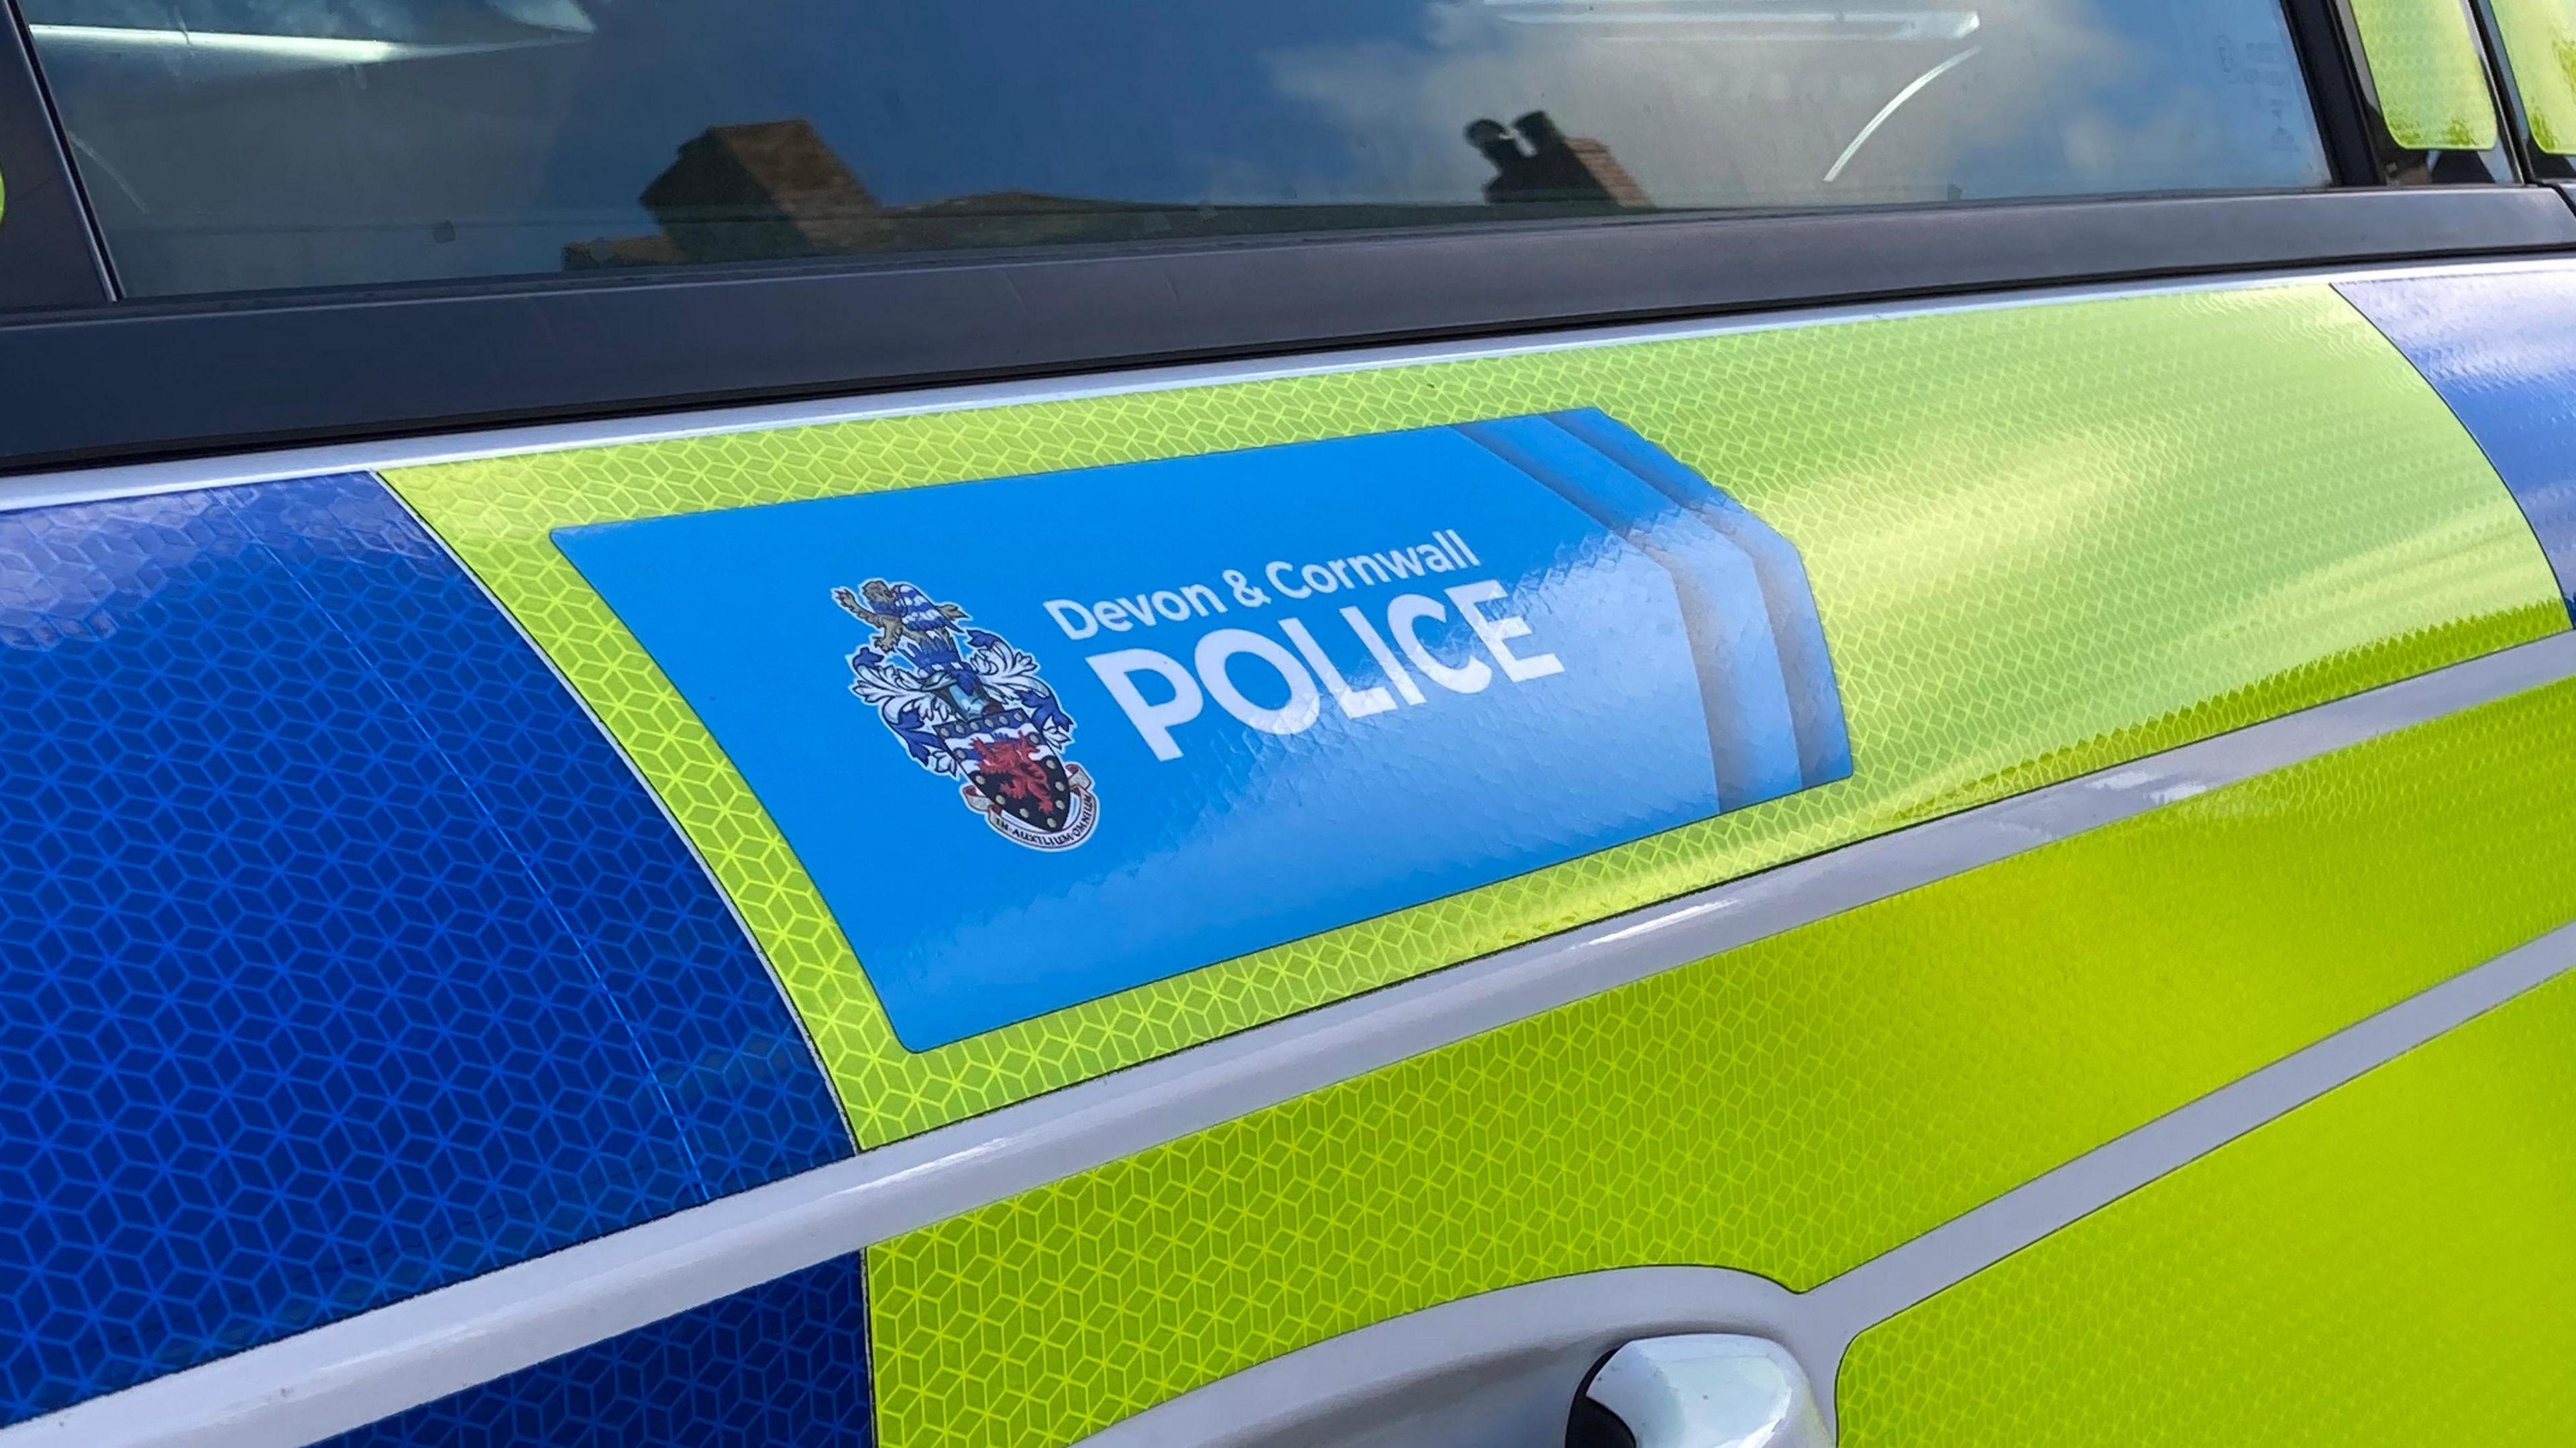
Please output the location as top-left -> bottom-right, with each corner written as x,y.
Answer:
3,3 -> 2575,1446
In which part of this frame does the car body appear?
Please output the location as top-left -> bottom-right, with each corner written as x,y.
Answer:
2,2 -> 2575,1445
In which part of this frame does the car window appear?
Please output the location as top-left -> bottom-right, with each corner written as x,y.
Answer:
23,0 -> 2332,298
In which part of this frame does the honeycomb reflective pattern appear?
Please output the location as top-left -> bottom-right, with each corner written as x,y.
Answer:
2347,0 -> 2504,150
1837,965 -> 2576,1447
864,673 -> 2576,1448
0,475 -> 845,1426
322,1255 -> 872,1447
385,284 -> 2563,1148
2342,267 -> 2576,616
2493,0 -> 2576,152
229,475 -> 849,1196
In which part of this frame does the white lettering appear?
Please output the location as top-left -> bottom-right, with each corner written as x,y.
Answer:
1299,563 -> 1340,596
1281,618 -> 1396,720
1267,560 -> 1309,600
1340,605 -> 1427,705
1387,593 -> 1491,694
1446,581 -> 1562,683
1181,582 -> 1226,618
1094,600 -> 1134,632
1087,649 -> 1202,761
1044,598 -> 1099,641
1194,628 -> 1322,736
1150,590 -> 1192,622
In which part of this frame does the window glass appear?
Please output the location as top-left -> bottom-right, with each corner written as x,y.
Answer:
24,0 -> 2332,298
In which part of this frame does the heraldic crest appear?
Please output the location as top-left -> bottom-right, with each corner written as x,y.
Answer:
833,579 -> 1099,850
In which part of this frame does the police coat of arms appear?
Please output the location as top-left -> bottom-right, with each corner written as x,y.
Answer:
833,579 -> 1099,850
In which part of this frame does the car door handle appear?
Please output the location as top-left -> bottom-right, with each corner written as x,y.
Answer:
1570,1335 -> 1829,1448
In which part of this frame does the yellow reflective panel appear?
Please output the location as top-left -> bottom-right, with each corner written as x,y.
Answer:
2493,0 -> 2576,152
386,284 -> 2559,1148
1840,960 -> 2576,1447
2348,0 -> 2504,150
863,675 -> 2576,1448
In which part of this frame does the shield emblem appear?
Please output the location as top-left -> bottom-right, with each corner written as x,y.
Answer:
960,728 -> 1075,835
839,577 -> 1099,851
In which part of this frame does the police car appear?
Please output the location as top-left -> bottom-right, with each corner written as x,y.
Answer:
3,1 -> 2574,1445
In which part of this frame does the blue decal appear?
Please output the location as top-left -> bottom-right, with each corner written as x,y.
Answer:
0,475 -> 845,1427
1457,414 -> 1804,804
2340,270 -> 2576,619
1544,409 -> 1853,784
555,412 -> 1849,1050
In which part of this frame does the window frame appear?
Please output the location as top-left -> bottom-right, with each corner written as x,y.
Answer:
0,0 -> 2566,475
0,1 -> 106,311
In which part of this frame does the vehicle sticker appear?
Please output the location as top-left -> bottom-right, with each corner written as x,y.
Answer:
555,410 -> 1849,1050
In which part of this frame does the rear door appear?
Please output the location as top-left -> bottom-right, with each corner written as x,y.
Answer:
3,3 -> 2575,1446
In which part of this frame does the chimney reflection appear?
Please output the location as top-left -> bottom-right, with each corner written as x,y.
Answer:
1468,111 -> 1652,209
567,113 -> 1656,270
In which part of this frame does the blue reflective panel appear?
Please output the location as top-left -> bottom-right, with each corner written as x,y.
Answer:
0,474 -> 846,1426
555,412 -> 1849,1050
227,476 -> 849,1195
2342,270 -> 2576,621
322,1256 -> 872,1448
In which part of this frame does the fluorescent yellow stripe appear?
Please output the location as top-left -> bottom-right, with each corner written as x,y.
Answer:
866,674 -> 2576,1448
2349,0 -> 2502,150
1841,952 -> 2576,1446
2493,0 -> 2576,152
386,284 -> 2558,1147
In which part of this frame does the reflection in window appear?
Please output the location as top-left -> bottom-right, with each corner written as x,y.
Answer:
23,0 -> 2332,297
